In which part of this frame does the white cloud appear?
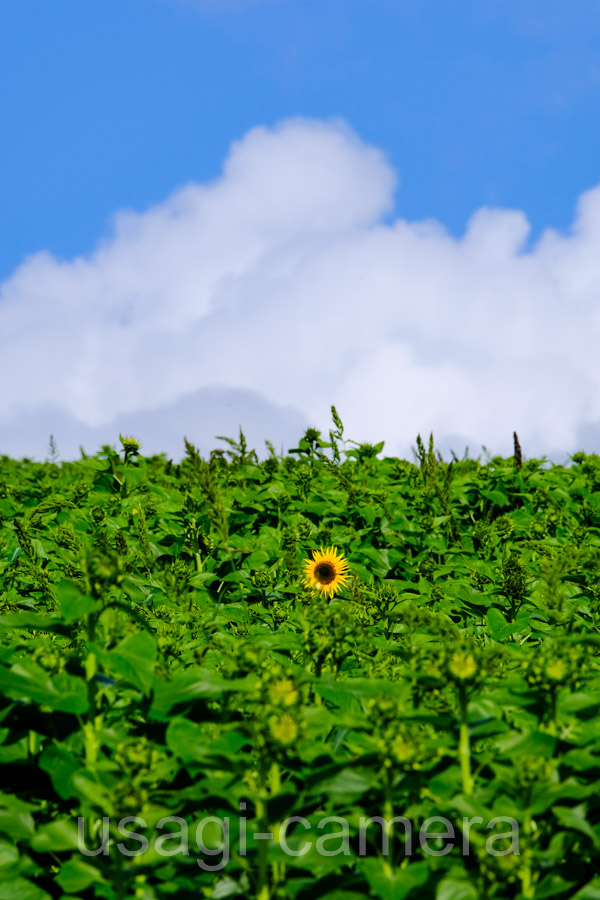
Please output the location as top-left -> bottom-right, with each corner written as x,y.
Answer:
1,115 -> 600,462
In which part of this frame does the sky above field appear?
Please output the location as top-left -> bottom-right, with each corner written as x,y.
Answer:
1,0 -> 600,462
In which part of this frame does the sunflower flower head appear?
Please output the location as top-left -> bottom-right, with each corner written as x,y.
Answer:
269,713 -> 300,746
303,546 -> 350,599
545,658 -> 568,683
448,651 -> 478,682
269,678 -> 299,707
390,734 -> 415,764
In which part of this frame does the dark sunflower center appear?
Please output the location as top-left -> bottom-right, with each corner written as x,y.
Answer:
314,562 -> 336,584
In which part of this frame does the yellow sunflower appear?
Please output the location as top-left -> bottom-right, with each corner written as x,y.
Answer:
303,546 -> 350,598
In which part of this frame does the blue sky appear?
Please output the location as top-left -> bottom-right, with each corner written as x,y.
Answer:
1,0 -> 600,460
2,0 -> 599,279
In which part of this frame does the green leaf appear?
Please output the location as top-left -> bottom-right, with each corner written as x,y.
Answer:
436,875 -> 479,900
314,768 -> 376,803
56,857 -> 106,892
552,804 -> 599,845
211,876 -> 247,898
56,579 -> 99,623
0,809 -> 34,842
319,893 -> 368,900
149,667 -> 253,718
360,859 -> 429,900
534,874 -> 576,899
0,879 -> 51,900
0,793 -> 36,841
574,877 -> 600,899
69,770 -> 112,808
486,607 -> 523,641
496,729 -> 556,759
30,819 -> 82,853
0,613 -> 67,633
166,718 -> 247,763
29,539 -> 49,560
38,745 -> 81,800
0,839 -> 19,879
94,630 -> 157,694
352,547 -> 391,579
0,663 -> 88,714
479,489 -> 509,506
0,737 -> 28,763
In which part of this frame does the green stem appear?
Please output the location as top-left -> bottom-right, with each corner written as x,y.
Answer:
255,797 -> 269,900
269,762 -> 283,895
269,761 -> 281,796
383,768 -> 395,868
520,797 -> 534,898
86,613 -> 98,722
253,749 -> 273,900
83,613 -> 102,771
458,687 -> 473,795
548,688 -> 559,735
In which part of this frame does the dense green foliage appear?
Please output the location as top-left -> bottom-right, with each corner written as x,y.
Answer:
2,417 -> 600,900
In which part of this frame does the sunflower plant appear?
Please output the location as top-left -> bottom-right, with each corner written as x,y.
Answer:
302,545 -> 350,598
3,415 -> 600,900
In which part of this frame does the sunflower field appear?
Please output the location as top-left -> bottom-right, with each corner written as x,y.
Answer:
2,411 -> 600,900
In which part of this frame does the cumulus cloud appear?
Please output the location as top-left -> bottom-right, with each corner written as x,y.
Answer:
1,116 -> 600,461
